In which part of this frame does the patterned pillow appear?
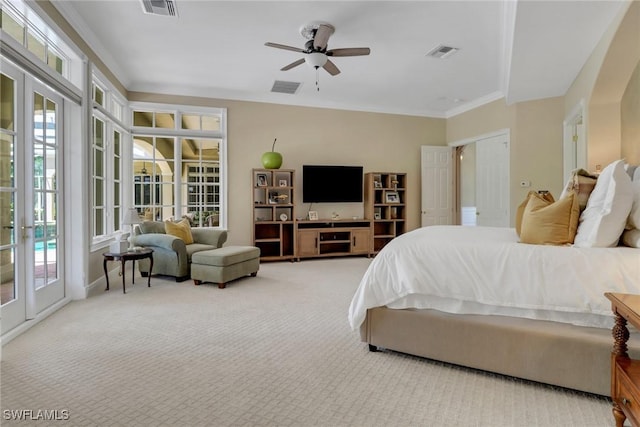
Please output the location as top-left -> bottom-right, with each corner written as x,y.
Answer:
560,168 -> 598,212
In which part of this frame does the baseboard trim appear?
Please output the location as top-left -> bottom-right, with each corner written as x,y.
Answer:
1,297 -> 72,349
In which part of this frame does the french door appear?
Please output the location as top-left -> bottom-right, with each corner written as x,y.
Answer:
1,60 -> 65,335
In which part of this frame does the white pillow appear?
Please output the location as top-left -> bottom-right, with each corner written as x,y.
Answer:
621,228 -> 640,248
574,160 -> 634,247
628,173 -> 640,229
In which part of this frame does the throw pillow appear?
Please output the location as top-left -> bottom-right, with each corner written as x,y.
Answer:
621,228 -> 640,248
164,218 -> 194,244
574,160 -> 634,248
520,191 -> 579,245
559,168 -> 598,212
515,191 -> 554,236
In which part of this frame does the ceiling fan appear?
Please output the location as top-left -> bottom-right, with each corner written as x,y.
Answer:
265,22 -> 371,77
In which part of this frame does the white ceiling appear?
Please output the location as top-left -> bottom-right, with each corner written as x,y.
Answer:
54,0 -> 627,118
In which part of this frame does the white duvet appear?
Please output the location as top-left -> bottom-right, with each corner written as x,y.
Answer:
348,226 -> 640,330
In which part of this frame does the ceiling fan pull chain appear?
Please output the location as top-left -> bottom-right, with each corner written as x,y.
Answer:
316,67 -> 320,92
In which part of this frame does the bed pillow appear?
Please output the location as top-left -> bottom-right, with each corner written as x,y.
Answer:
559,168 -> 598,212
574,160 -> 634,248
164,218 -> 194,244
515,191 -> 554,236
520,191 -> 579,245
621,229 -> 640,248
627,171 -> 640,229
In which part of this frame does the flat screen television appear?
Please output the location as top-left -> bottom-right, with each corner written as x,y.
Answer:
303,165 -> 363,203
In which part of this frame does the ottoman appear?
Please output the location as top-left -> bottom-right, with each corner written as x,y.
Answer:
191,246 -> 260,288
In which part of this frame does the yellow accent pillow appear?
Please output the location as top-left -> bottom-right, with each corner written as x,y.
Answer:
164,218 -> 194,244
520,191 -> 579,245
515,191 -> 555,236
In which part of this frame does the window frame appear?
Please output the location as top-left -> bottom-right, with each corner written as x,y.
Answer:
130,103 -> 227,229
90,74 -> 130,248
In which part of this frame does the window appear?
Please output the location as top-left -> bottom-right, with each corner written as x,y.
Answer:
131,106 -> 226,228
90,76 -> 129,244
1,0 -> 67,76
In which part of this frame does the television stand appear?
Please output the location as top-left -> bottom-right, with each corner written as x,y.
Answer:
295,219 -> 372,260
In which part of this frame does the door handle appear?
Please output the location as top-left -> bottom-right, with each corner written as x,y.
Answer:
2,225 -> 13,229
21,224 -> 33,239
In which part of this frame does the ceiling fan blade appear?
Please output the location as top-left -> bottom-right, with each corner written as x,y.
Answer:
313,24 -> 333,51
265,42 -> 305,53
281,58 -> 305,71
323,60 -> 340,76
327,47 -> 371,57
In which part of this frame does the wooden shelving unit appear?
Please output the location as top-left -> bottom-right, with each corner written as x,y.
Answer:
364,172 -> 407,254
295,219 -> 372,260
252,169 -> 295,261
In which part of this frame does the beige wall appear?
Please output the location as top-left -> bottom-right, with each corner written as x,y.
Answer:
622,60 -> 640,164
129,92 -> 446,246
446,97 -> 564,226
565,1 -> 640,170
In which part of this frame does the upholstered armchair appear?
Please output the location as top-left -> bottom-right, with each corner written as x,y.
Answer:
131,221 -> 227,281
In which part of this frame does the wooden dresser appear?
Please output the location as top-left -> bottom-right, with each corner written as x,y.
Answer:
606,292 -> 640,427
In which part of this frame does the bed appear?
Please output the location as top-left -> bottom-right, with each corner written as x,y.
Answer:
348,225 -> 640,396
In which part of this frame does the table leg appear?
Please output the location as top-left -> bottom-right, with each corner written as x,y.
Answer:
132,260 -> 135,285
147,254 -> 153,288
121,259 -> 127,294
103,258 -> 110,291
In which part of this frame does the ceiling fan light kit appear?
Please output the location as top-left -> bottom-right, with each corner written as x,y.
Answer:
265,21 -> 371,88
306,52 -> 327,69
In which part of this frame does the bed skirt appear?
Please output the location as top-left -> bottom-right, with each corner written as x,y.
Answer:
360,307 -> 640,396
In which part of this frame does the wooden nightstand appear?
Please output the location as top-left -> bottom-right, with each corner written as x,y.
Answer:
605,292 -> 640,427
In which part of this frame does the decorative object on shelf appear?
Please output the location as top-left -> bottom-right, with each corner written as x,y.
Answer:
261,138 -> 283,169
279,179 -> 288,187
374,180 -> 382,188
308,211 -> 319,221
374,212 -> 381,220
269,193 -> 288,204
280,213 -> 288,221
256,173 -> 268,187
385,191 -> 400,203
331,212 -> 340,220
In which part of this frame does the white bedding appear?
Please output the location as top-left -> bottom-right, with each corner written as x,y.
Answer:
348,225 -> 640,330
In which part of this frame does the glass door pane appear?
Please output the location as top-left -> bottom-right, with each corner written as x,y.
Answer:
33,94 -> 59,290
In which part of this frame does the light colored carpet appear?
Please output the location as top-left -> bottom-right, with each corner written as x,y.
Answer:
1,257 -> 612,426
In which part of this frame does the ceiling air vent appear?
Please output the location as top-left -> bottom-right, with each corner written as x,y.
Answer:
426,45 -> 459,59
271,80 -> 301,95
141,0 -> 178,17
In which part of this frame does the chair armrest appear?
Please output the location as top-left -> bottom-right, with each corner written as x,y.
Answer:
131,233 -> 187,253
191,229 -> 228,248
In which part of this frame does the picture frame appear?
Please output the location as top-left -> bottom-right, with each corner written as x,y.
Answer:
278,179 -> 288,187
374,181 -> 382,188
385,191 -> 400,203
308,211 -> 319,221
256,173 -> 268,187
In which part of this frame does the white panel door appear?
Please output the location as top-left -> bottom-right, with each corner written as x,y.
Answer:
475,134 -> 509,227
421,146 -> 453,226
